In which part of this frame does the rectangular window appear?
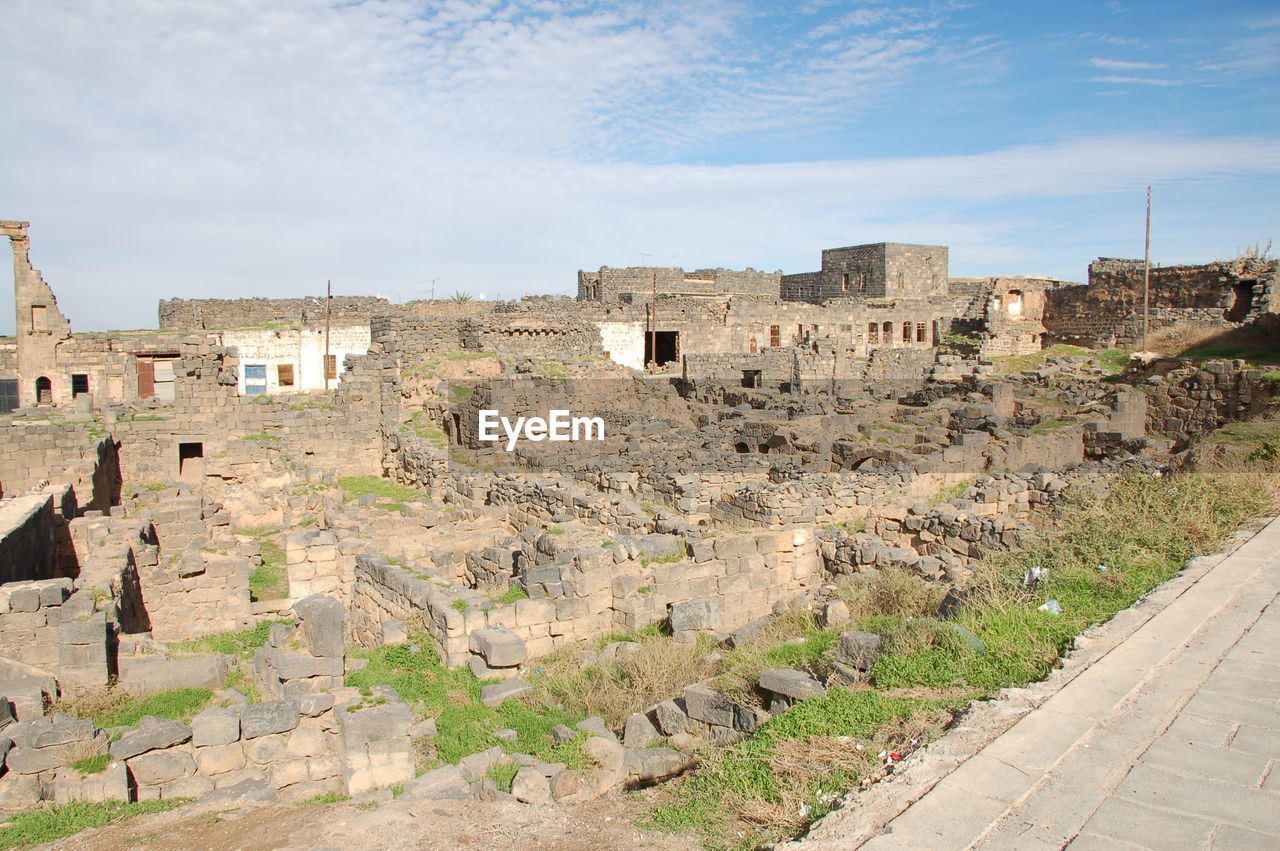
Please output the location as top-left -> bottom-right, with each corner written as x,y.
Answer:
30,305 -> 46,330
868,323 -> 879,344
902,322 -> 911,342
244,363 -> 268,396
769,325 -> 780,347
277,364 -> 294,386
325,354 -> 337,380
841,273 -> 849,293
71,374 -> 89,396
916,323 -> 928,343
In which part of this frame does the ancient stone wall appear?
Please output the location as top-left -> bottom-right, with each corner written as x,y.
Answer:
1043,258 -> 1279,347
782,243 -> 948,302
1141,361 -> 1275,446
578,267 -> 780,303
158,296 -> 391,330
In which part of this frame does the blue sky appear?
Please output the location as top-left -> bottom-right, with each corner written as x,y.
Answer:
1,0 -> 1277,333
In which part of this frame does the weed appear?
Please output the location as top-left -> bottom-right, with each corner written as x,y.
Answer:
240,432 -> 283,442
70,753 -> 111,775
338,476 -> 430,508
0,800 -> 180,848
489,586 -> 528,605
450,599 -> 469,613
301,793 -> 349,806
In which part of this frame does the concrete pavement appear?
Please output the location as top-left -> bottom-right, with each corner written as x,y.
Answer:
800,514 -> 1280,850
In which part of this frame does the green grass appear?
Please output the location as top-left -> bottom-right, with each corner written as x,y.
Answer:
650,464 -> 1277,849
451,385 -> 474,404
0,800 -> 181,848
168,619 -> 289,659
490,586 -> 528,605
450,599 -> 469,613
1178,345 -> 1280,365
1095,348 -> 1133,374
240,432 -> 283,442
337,476 -> 430,510
79,689 -> 214,730
648,691 -> 960,848
301,793 -> 349,806
71,754 -> 111,775
486,762 -> 520,792
344,639 -> 589,768
249,539 -> 288,602
928,478 -> 973,506
992,343 -> 1091,374
641,540 -> 688,567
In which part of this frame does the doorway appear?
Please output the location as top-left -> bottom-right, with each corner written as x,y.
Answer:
644,331 -> 679,367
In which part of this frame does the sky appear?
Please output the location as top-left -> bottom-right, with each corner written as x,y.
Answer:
1,0 -> 1278,334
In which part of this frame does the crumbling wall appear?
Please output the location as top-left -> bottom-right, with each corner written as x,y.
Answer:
1043,258 -> 1279,347
1141,361 -> 1274,446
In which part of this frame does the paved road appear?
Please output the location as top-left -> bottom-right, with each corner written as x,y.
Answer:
858,517 -> 1280,850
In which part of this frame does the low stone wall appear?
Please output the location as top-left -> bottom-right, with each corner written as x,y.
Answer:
351,526 -> 822,667
0,578 -> 74,669
1141,361 -> 1275,446
284,529 -> 357,602
0,494 -> 64,583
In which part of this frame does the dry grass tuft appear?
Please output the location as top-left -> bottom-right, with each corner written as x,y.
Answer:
833,566 -> 945,619
54,688 -> 130,724
531,633 -> 719,729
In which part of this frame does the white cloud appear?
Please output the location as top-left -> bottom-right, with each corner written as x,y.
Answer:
0,1 -> 1275,333
1089,75 -> 1177,86
1089,57 -> 1166,70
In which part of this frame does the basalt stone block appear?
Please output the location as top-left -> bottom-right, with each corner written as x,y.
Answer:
759,668 -> 826,701
669,598 -> 721,633
479,679 -> 530,708
110,718 -> 192,760
240,700 -> 299,740
469,628 -> 527,668
682,684 -> 735,728
835,632 -> 882,672
622,713 -> 662,748
192,706 -> 241,748
293,595 -> 344,659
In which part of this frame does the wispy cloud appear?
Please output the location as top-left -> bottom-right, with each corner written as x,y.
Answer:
0,1 -> 1274,333
1089,57 -> 1166,70
1089,75 -> 1177,86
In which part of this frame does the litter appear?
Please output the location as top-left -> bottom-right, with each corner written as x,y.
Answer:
1038,599 -> 1063,615
1096,564 -> 1108,572
1023,566 -> 1046,586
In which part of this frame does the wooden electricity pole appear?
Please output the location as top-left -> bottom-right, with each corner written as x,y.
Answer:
1142,186 -> 1152,354
324,279 -> 332,390
649,270 -> 658,371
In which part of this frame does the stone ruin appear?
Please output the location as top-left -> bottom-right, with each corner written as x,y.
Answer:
0,220 -> 1277,814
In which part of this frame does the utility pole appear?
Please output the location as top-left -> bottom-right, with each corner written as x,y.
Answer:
649,270 -> 658,371
324,279 -> 332,391
1142,186 -> 1152,354
431,279 -> 437,300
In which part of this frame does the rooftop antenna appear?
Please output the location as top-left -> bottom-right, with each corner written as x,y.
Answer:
1142,186 -> 1152,355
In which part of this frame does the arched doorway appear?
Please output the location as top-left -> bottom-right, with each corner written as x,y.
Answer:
35,377 -> 52,405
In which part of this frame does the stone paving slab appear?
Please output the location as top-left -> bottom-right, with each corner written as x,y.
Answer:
793,516 -> 1280,850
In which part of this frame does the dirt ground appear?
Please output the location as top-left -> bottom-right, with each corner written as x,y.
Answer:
48,787 -> 697,851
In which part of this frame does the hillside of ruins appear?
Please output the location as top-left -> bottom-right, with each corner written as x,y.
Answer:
1,218 -> 1278,847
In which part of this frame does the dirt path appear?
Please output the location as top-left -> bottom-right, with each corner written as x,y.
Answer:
49,788 -> 695,851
